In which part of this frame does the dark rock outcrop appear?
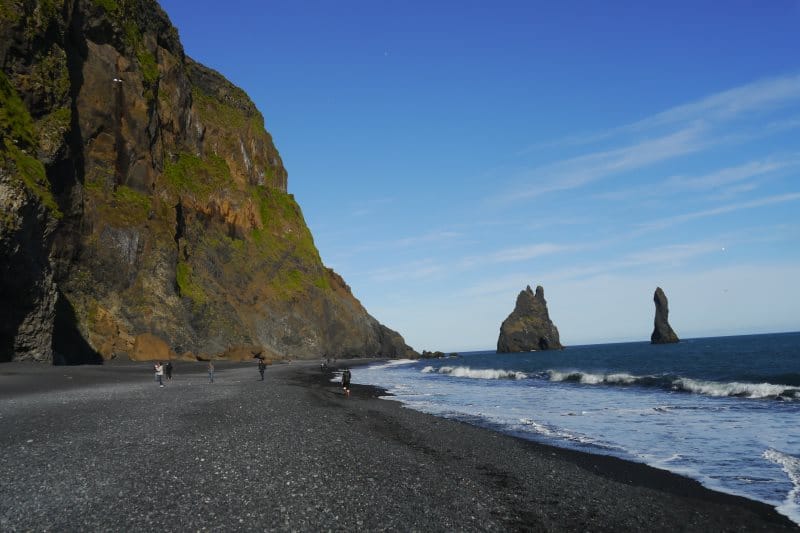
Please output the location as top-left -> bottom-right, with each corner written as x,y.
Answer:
497,285 -> 562,352
651,287 -> 679,344
0,0 -> 416,362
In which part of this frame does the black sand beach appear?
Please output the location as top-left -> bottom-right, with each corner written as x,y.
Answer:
0,360 -> 796,532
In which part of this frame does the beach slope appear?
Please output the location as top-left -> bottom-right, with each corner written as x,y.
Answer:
0,361 -> 795,531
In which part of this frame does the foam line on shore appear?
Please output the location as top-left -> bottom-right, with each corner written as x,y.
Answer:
764,449 -> 800,525
421,365 -> 528,380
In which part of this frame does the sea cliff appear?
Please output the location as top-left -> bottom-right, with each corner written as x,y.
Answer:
0,0 -> 415,362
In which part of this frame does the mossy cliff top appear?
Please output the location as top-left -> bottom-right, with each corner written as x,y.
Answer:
0,0 -> 416,363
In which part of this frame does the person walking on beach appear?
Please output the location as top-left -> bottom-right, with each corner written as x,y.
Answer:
208,361 -> 215,383
341,368 -> 352,398
165,361 -> 173,381
154,362 -> 164,387
258,359 -> 266,381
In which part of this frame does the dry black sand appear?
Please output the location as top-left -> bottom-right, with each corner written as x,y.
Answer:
0,360 -> 796,532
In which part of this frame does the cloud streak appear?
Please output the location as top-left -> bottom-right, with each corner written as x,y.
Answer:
499,124 -> 708,202
637,192 -> 800,233
503,73 -> 800,204
524,73 -> 800,153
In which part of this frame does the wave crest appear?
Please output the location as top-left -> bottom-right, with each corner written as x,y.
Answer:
546,370 -> 798,400
422,365 -> 528,380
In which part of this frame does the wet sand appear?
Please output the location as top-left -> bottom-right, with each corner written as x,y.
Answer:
0,359 -> 795,531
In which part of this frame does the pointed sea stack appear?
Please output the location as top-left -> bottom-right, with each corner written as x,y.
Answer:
497,285 -> 563,352
651,287 -> 679,344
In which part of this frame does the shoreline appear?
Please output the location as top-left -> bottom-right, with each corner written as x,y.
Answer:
0,359 -> 796,531
322,361 -> 797,529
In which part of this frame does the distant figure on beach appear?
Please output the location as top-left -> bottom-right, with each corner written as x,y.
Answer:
341,368 -> 352,398
154,362 -> 164,387
258,359 -> 266,381
165,361 -> 173,381
208,361 -> 215,383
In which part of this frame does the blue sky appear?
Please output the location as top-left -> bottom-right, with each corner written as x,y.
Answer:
159,0 -> 800,351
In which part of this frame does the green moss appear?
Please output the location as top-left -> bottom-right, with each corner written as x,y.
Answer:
36,106 -> 71,135
136,47 -> 158,86
19,0 -> 61,40
0,71 -> 37,148
120,19 -> 158,101
164,152 -> 233,195
93,0 -> 120,13
88,184 -> 151,226
313,275 -> 330,290
246,186 -> 329,299
0,1 -> 22,24
35,106 -> 71,153
0,71 -> 62,218
192,88 -> 246,129
176,260 -> 207,304
115,184 -> 151,217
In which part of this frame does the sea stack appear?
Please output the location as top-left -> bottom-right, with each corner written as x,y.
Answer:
651,287 -> 679,344
497,285 -> 563,352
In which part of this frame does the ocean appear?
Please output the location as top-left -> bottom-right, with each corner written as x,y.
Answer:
352,332 -> 800,525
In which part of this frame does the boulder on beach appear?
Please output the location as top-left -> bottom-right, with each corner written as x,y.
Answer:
651,287 -> 679,344
497,285 -> 563,352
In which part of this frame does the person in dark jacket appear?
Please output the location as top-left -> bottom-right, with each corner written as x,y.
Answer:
341,368 -> 352,398
258,359 -> 266,381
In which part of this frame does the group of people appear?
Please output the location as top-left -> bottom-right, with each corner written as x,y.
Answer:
154,359 -> 269,386
153,361 -> 173,387
152,358 -> 354,395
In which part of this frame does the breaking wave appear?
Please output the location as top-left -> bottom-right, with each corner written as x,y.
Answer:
764,449 -> 800,525
422,365 -> 528,380
546,370 -> 799,400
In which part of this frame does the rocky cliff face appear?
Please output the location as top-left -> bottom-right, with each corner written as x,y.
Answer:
651,287 -> 679,344
0,0 -> 416,363
497,285 -> 562,352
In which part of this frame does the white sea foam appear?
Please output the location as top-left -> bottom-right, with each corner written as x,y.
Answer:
548,370 -> 642,385
518,418 -> 615,448
675,378 -> 797,399
366,359 -> 418,371
425,366 -> 528,380
764,449 -> 800,525
546,369 -> 797,400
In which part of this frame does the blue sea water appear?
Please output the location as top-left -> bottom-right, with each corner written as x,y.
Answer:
353,332 -> 800,525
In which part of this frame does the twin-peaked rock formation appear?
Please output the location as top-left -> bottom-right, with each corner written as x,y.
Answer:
497,285 -> 562,352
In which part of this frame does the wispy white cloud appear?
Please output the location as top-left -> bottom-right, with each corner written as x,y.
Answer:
350,197 -> 395,217
394,231 -> 462,248
637,192 -> 800,233
596,155 -> 800,201
503,240 -> 728,285
523,73 -> 800,153
498,124 -> 708,203
461,242 -> 576,267
665,159 -> 793,191
368,259 -> 447,282
640,74 -> 800,127
504,73 -> 800,204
